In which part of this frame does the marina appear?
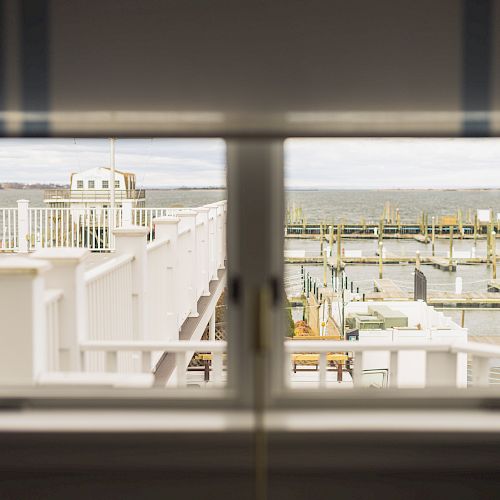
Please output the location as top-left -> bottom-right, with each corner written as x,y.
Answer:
3,174 -> 500,388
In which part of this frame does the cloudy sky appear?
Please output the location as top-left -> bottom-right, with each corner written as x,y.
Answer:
1,137 -> 500,188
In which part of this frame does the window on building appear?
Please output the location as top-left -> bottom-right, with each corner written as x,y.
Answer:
115,180 -> 120,189
102,180 -> 109,189
88,180 -> 95,188
77,180 -> 84,189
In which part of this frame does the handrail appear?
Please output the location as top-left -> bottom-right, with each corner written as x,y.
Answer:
178,227 -> 191,237
44,288 -> 63,304
285,340 -> 455,353
285,339 -> 500,359
84,253 -> 134,284
147,238 -> 170,253
80,340 -> 227,352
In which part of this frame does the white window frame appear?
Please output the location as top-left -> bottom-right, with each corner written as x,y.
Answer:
102,180 -> 109,189
88,180 -> 95,189
2,137 -> 499,412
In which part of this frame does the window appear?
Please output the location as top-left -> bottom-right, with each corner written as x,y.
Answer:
0,138 -> 228,401
115,180 -> 120,189
281,138 -> 500,397
77,180 -> 83,189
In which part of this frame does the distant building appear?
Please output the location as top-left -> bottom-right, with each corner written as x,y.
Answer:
44,167 -> 146,209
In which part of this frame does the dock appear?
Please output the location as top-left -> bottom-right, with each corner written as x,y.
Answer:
285,255 -> 481,269
373,279 -> 408,299
364,279 -> 500,308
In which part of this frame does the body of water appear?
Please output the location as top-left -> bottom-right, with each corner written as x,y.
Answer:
0,189 -> 226,208
286,189 -> 500,221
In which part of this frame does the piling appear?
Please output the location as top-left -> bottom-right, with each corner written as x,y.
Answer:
416,250 -> 421,270
378,241 -> 383,279
461,309 -> 465,328
431,216 -> 436,256
474,212 -> 478,246
323,250 -> 327,286
319,223 -> 324,255
396,209 -> 401,234
336,223 -> 342,271
448,225 -> 453,271
328,224 -> 334,256
493,231 -> 497,280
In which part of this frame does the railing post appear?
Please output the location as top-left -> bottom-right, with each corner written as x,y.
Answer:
31,248 -> 89,371
207,206 -> 218,280
196,207 -> 211,296
425,350 -> 459,387
178,210 -> 199,317
216,201 -> 226,269
471,356 -> 491,387
155,216 -> 181,338
17,199 -> 30,253
121,200 -> 133,226
114,226 -> 149,340
0,257 -> 50,384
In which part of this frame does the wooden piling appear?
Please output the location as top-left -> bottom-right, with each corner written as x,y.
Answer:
448,225 -> 453,271
431,216 -> 436,256
378,241 -> 383,279
416,250 -> 421,270
323,249 -> 327,286
336,223 -> 342,271
493,231 -> 497,280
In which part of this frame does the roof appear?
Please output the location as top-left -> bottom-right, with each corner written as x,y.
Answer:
72,166 -> 134,177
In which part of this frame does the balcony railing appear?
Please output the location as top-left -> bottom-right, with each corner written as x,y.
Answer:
44,189 -> 146,202
0,201 -> 228,388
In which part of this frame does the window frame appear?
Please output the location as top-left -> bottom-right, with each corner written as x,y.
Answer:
2,136 -> 500,413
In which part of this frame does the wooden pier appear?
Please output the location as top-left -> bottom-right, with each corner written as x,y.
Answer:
366,279 -> 500,308
285,255 -> 481,269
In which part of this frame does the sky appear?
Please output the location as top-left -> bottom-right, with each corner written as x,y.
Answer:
1,138 -> 500,189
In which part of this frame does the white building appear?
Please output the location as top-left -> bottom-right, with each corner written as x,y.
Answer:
44,167 -> 146,209
329,300 -> 468,388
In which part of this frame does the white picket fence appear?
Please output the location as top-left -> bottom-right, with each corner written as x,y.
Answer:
0,201 -> 227,388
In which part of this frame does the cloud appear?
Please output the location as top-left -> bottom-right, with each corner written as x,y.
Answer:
285,138 -> 500,189
1,137 -> 500,189
0,138 -> 226,187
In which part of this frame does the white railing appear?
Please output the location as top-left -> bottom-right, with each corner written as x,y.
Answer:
45,289 -> 63,371
28,207 -> 122,251
0,200 -> 227,253
0,201 -> 227,387
84,254 -> 134,372
80,340 -> 227,387
285,339 -> 500,389
132,207 -> 177,240
0,207 -> 18,250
